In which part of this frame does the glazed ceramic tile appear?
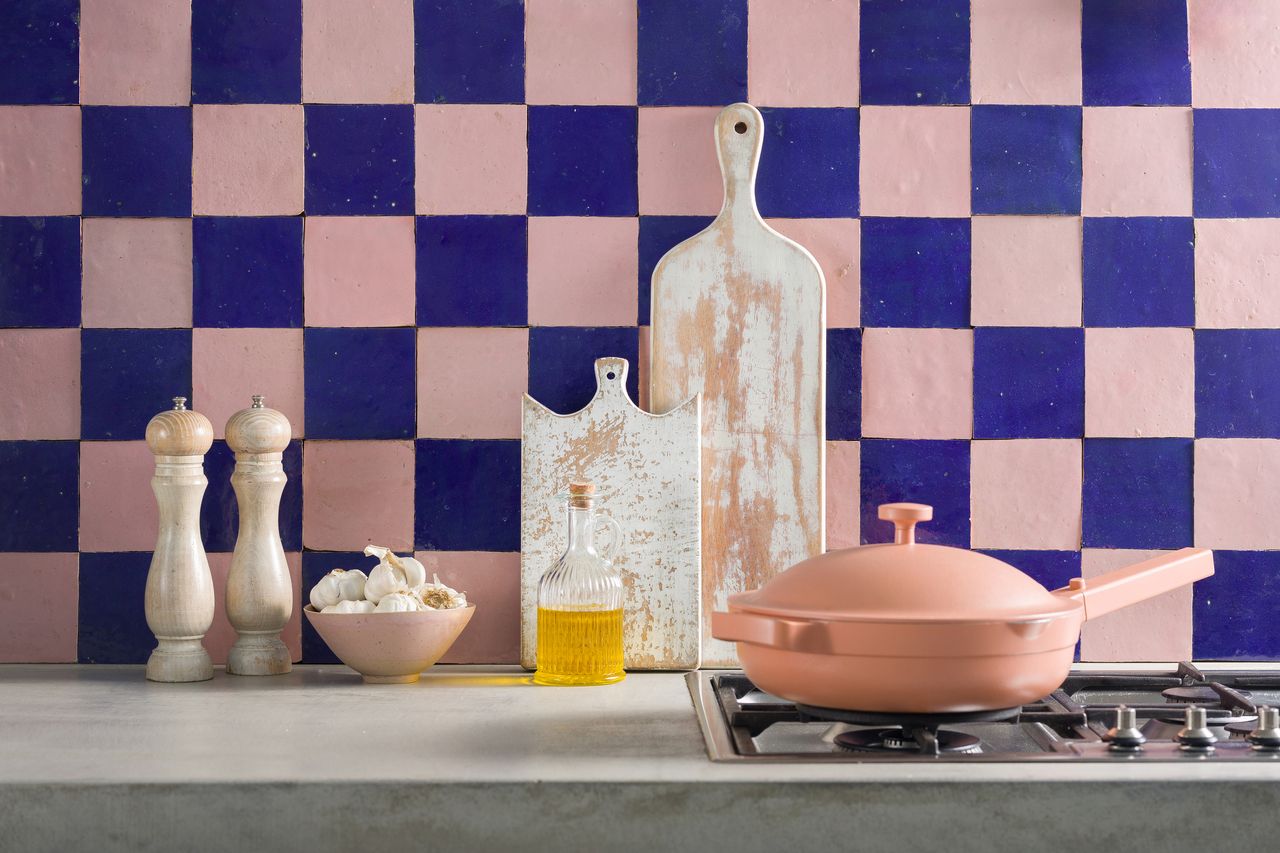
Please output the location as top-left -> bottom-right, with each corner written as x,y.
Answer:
527,326 -> 640,415
970,0 -> 1081,106
1080,548 -> 1192,662
415,104 -> 527,215
419,551 -> 521,664
79,0 -> 191,106
1081,0 -> 1190,106
1189,0 -> 1280,108
527,217 -> 638,326
0,0 -> 78,104
302,440 -> 414,551
417,327 -> 529,440
859,439 -> 971,547
1193,550 -> 1280,659
1082,107 -> 1193,216
82,218 -> 192,328
414,215 -> 528,326
192,328 -> 306,438
970,215 -> 1082,327
1193,109 -> 1280,217
637,107 -> 724,215
0,329 -> 80,440
1083,217 -> 1194,327
302,0 -> 413,104
1084,327 -> 1194,438
1194,329 -> 1280,438
80,328 -> 192,440
303,104 -> 414,215
76,552 -> 152,663
526,0 -> 636,106
0,107 -> 81,215
860,218 -> 970,328
861,328 -> 972,440
528,105 -> 638,216
415,439 -> 521,551
973,327 -> 1084,439
413,0 -> 524,104
756,107 -> 860,218
767,218 -> 861,328
859,0 -> 969,105
77,440 -> 155,552
971,105 -> 1082,215
1194,218 -> 1280,328
82,106 -> 192,217
1082,439 -> 1193,549
192,104 -> 305,215
827,328 -> 861,442
825,440 -> 860,550
0,553 -> 79,663
970,439 -> 1083,550
859,106 -> 969,217
303,327 -> 415,439
193,216 -> 304,328
638,0 -> 747,106
0,442 -> 78,552
192,0 -> 301,103
1194,439 -> 1280,549
748,0 -> 858,108
303,216 -> 416,327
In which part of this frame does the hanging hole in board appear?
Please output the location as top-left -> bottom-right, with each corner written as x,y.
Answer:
734,121 -> 747,134
606,372 -> 616,380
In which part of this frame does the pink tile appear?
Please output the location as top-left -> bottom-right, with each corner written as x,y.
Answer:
971,216 -> 1082,327
82,218 -> 192,328
1082,107 -> 1193,216
748,0 -> 858,107
304,216 -> 416,327
0,553 -> 78,663
302,0 -> 414,103
192,104 -> 304,216
205,552 -> 303,665
302,440 -> 415,551
79,0 -> 191,105
637,107 -> 724,215
971,0 -> 1081,105
192,329 -> 305,440
1194,218 -> 1280,328
767,218 -> 859,327
416,551 -> 520,664
415,105 -> 527,215
0,330 -> 79,440
527,217 -> 639,326
1190,0 -> 1280,107
1080,549 -> 1192,662
826,440 -> 860,550
1194,439 -> 1280,549
1084,328 -> 1194,438
859,107 -> 970,217
0,106 -> 81,215
526,0 -> 637,105
418,328 -> 529,439
79,441 -> 157,552
861,328 -> 972,439
970,439 -> 1082,550
637,324 -> 651,413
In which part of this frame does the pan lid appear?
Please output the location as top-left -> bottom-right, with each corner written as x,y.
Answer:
730,503 -> 1079,624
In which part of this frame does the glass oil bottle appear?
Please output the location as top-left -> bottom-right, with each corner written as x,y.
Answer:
534,482 -> 626,686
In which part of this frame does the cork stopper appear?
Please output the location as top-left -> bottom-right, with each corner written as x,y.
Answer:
568,481 -> 595,509
225,394 -> 292,455
145,397 -> 214,457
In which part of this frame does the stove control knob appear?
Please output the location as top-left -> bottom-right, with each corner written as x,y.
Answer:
1106,705 -> 1146,752
1248,706 -> 1280,752
1176,706 -> 1218,752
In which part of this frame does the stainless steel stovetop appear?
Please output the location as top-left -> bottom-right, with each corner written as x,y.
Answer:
688,662 -> 1280,762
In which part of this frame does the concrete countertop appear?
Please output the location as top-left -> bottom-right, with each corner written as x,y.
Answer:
2,665 -> 1278,852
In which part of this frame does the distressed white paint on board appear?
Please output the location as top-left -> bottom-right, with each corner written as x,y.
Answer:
521,357 -> 701,670
649,102 -> 826,667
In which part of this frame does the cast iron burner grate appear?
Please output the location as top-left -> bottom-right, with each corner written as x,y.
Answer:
834,727 -> 983,755
794,703 -> 1022,728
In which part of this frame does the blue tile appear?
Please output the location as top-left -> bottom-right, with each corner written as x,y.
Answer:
415,216 -> 527,326
1082,438 -> 1192,549
1193,551 -> 1280,661
0,441 -> 78,551
528,327 -> 640,415
0,0 -> 78,104
301,551 -> 369,663
200,441 -> 303,552
81,329 -> 193,441
414,0 -> 524,104
827,328 -> 861,441
0,217 -> 80,328
304,328 -> 416,439
974,328 -> 1084,439
415,439 -> 520,551
638,0 -> 747,106
528,106 -> 638,217
304,105 -> 415,215
1195,329 -> 1280,438
859,0 -> 969,106
78,552 -> 153,664
860,217 -> 969,328
193,217 -> 303,328
192,0 -> 302,103
977,550 -> 1081,592
638,216 -> 714,325
82,107 -> 193,217
1082,217 -> 1194,327
756,108 -> 860,218
859,439 -> 970,547
1193,109 -> 1280,218
972,106 -> 1082,215
1082,0 -> 1189,106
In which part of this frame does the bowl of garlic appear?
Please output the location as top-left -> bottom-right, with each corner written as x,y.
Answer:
303,545 -> 474,683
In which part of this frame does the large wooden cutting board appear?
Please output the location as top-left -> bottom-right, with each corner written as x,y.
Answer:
521,357 -> 701,670
649,102 -> 826,667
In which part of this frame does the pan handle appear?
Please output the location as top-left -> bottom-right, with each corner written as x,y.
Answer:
711,611 -> 831,653
1052,548 -> 1214,622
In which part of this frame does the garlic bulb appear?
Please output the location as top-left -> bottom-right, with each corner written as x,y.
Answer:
364,544 -> 427,587
374,592 -> 420,613
337,569 -> 367,602
411,574 -> 468,610
364,561 -> 408,604
309,569 -> 348,611
322,599 -> 375,614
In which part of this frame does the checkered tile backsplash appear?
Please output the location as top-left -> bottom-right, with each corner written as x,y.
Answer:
2,0 -> 1279,665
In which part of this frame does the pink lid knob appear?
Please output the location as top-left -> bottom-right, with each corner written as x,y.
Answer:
878,503 -> 932,545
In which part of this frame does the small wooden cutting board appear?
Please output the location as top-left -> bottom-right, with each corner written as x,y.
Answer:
649,102 -> 826,667
521,357 -> 701,670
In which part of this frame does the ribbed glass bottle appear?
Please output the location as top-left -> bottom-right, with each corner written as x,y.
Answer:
534,483 -> 625,686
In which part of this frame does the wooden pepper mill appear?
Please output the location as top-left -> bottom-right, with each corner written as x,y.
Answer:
144,396 -> 216,683
224,395 -> 294,675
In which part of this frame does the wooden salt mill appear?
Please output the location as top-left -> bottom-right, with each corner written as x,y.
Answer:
144,396 -> 216,683
224,395 -> 294,675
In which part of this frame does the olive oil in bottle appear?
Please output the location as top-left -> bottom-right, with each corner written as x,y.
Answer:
534,483 -> 626,686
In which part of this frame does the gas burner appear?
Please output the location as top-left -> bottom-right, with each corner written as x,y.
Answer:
1161,685 -> 1251,704
834,727 -> 982,755
794,703 -> 1020,728
1225,719 -> 1262,739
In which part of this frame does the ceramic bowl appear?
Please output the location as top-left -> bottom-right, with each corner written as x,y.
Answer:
303,604 -> 475,683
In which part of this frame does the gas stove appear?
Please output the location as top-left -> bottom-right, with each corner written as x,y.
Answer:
688,662 -> 1280,762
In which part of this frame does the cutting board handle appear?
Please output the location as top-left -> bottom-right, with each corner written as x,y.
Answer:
594,357 -> 630,400
715,102 -> 764,217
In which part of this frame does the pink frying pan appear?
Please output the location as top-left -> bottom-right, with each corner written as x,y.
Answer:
712,502 -> 1214,714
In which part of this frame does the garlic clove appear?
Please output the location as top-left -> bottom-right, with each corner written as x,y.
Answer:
322,599 -> 375,614
410,574 -> 468,609
364,561 -> 407,604
337,569 -> 367,602
309,569 -> 346,611
374,592 -> 420,613
398,556 -> 427,588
